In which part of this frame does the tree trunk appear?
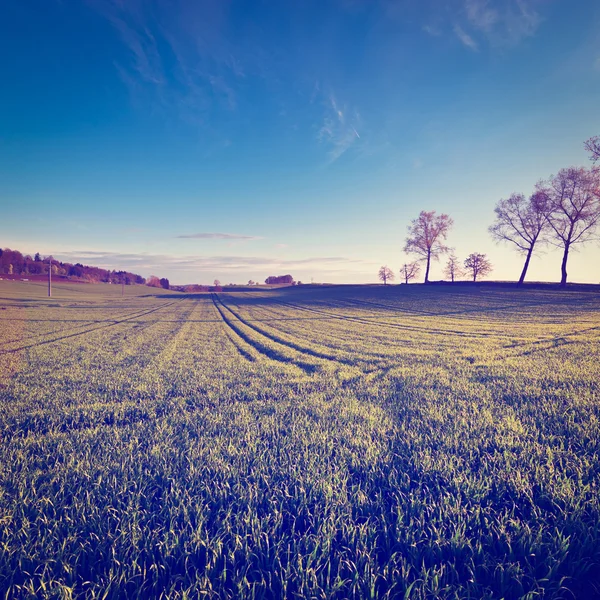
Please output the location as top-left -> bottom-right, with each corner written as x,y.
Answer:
518,246 -> 533,285
560,243 -> 570,286
424,252 -> 431,283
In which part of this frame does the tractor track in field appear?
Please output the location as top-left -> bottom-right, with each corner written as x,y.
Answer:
134,300 -> 209,374
211,295 -> 317,374
0,300 -> 183,355
0,303 -> 175,347
277,299 -> 500,339
215,295 -> 358,367
231,300 -> 413,360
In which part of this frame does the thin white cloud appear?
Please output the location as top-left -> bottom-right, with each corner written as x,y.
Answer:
317,91 -> 362,163
462,0 -> 541,47
465,0 -> 499,32
454,24 -> 479,51
176,233 -> 262,240
423,24 -> 441,36
90,0 -> 244,127
421,0 -> 543,50
52,250 -> 375,276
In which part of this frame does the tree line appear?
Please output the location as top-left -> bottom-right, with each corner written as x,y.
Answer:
381,137 -> 600,286
0,248 -> 148,286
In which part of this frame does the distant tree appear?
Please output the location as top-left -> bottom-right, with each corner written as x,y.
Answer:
378,265 -> 394,285
464,253 -> 493,282
444,253 -> 464,282
585,136 -> 600,163
404,211 -> 453,283
248,280 -> 255,286
34,252 -> 41,262
265,274 -> 294,285
489,192 -> 548,284
536,167 -> 600,285
69,264 -> 84,278
400,262 -> 421,284
146,275 -> 161,288
214,279 -> 221,287
159,278 -> 170,290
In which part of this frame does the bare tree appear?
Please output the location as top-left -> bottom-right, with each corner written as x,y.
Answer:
489,192 -> 548,285
536,167 -> 600,285
464,253 -> 493,282
400,262 -> 421,284
444,253 -> 464,282
585,136 -> 600,163
378,265 -> 394,285
404,211 -> 453,283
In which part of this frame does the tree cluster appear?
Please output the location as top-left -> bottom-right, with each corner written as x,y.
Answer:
490,166 -> 600,285
265,274 -> 294,285
396,139 -> 600,286
0,248 -> 146,285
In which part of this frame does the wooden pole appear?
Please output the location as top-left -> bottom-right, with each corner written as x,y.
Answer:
48,257 -> 52,297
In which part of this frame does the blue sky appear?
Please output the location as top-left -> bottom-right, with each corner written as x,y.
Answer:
1,0 -> 599,284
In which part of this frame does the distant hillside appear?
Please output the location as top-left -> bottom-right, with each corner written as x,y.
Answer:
0,247 -> 147,285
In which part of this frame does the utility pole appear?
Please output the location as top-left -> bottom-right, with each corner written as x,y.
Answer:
121,272 -> 125,297
48,257 -> 52,297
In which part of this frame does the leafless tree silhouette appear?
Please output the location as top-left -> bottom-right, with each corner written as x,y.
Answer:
464,253 -> 493,282
400,262 -> 421,284
536,167 -> 600,285
489,192 -> 548,284
378,266 -> 394,285
585,136 -> 600,162
444,253 -> 464,283
404,211 -> 453,283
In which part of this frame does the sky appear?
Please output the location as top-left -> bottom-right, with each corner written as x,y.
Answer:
1,0 -> 599,285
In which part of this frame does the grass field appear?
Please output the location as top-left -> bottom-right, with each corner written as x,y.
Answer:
1,280 -> 599,599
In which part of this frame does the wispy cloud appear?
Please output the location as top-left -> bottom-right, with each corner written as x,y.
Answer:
176,232 -> 262,240
423,24 -> 442,37
465,0 -> 499,33
317,91 -> 362,163
422,0 -> 543,50
53,250 -> 376,278
462,0 -> 541,47
454,24 -> 479,51
90,0 -> 245,127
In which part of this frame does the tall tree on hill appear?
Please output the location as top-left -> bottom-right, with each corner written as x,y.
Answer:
585,136 -> 600,162
400,262 -> 420,284
444,253 -> 463,283
535,167 -> 600,285
404,211 -> 453,283
378,265 -> 394,285
464,253 -> 493,282
489,192 -> 548,285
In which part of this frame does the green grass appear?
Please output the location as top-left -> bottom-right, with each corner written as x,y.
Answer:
0,281 -> 599,599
